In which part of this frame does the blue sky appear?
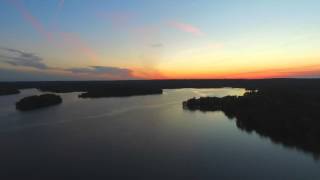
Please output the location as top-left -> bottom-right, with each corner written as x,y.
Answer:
1,0 -> 320,80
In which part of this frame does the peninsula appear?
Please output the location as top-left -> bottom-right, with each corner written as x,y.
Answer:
0,88 -> 20,96
79,87 -> 163,98
183,88 -> 320,158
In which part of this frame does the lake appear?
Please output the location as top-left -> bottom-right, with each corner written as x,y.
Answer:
0,88 -> 319,179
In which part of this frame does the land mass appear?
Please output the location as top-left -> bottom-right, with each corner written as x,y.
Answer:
1,79 -> 320,94
183,88 -> 320,159
2,79 -> 320,157
0,88 -> 20,96
16,94 -> 62,111
79,87 -> 163,98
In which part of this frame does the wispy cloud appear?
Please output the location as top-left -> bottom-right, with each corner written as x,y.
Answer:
67,66 -> 133,79
169,21 -> 204,36
8,0 -> 53,42
67,66 -> 136,79
8,0 -> 103,64
0,47 -> 48,69
0,67 -> 75,81
0,47 -> 138,80
150,43 -> 163,48
60,32 -> 101,63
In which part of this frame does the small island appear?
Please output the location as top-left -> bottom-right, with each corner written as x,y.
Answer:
79,87 -> 163,98
183,89 -> 320,158
16,94 -> 62,111
0,88 -> 20,96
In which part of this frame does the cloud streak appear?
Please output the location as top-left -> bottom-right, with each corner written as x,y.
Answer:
169,21 -> 204,36
0,47 -> 137,80
60,32 -> 101,63
8,0 -> 53,42
67,66 -> 134,79
150,43 -> 163,48
8,0 -> 103,64
0,47 -> 48,69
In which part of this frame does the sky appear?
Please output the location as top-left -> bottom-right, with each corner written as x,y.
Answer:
0,0 -> 320,81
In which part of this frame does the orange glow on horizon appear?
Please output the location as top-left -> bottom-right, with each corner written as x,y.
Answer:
137,63 -> 320,79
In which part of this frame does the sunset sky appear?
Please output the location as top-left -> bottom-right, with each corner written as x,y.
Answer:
0,0 -> 320,80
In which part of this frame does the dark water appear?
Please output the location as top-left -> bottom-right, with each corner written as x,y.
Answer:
0,88 -> 319,180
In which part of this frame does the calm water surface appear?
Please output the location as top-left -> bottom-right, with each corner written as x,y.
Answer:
0,88 -> 319,179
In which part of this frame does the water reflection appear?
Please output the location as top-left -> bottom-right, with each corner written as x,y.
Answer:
184,102 -> 320,160
1,88 -> 319,179
233,113 -> 320,160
